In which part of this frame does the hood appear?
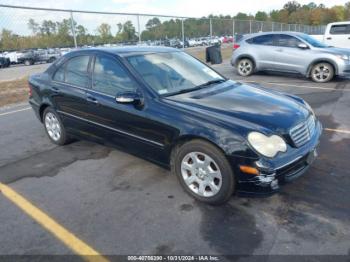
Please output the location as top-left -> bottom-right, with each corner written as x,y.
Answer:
315,47 -> 350,56
165,80 -> 310,134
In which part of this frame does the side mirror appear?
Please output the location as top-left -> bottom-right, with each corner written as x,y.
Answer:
297,43 -> 309,49
115,91 -> 143,106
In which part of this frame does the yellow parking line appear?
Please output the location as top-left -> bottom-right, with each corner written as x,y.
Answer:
324,128 -> 350,134
0,182 -> 109,262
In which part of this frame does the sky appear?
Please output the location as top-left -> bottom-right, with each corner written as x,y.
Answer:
2,0 -> 349,17
1,0 -> 349,36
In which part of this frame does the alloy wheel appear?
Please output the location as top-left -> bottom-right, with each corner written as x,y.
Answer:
312,63 -> 332,82
238,59 -> 253,76
44,112 -> 61,141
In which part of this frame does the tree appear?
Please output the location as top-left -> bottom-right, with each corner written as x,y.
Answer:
346,2 -> 350,19
28,19 -> 39,35
234,12 -> 250,20
41,20 -> 57,35
284,1 -> 301,14
146,17 -> 161,30
97,23 -> 112,43
255,11 -> 268,21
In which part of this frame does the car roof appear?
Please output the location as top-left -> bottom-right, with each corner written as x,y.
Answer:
241,31 -> 307,40
67,46 -> 181,57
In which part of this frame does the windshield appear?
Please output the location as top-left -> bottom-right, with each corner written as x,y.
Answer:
297,34 -> 328,48
126,51 -> 224,96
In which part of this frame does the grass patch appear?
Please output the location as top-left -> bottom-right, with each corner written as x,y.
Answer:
0,78 -> 28,107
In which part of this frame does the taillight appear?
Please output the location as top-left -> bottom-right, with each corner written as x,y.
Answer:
28,82 -> 33,97
233,44 -> 240,50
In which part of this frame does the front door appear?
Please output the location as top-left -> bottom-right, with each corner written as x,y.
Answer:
83,53 -> 168,161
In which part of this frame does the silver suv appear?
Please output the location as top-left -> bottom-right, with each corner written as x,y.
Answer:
231,32 -> 350,83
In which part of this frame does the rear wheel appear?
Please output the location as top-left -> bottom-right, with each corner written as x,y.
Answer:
310,62 -> 334,83
24,60 -> 32,66
173,140 -> 235,205
43,107 -> 71,146
237,58 -> 254,76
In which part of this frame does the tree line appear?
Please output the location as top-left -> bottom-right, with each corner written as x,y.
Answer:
1,1 -> 350,51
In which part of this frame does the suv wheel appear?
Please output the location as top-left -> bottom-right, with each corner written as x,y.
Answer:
24,60 -> 32,66
310,62 -> 334,83
43,107 -> 71,146
173,140 -> 235,205
237,58 -> 254,76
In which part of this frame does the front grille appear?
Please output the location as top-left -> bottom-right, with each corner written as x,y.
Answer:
289,115 -> 316,147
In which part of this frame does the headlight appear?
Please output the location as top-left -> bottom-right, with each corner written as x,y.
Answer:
336,54 -> 350,61
248,132 -> 287,158
304,101 -> 315,116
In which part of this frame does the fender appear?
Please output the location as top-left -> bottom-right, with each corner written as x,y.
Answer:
307,58 -> 338,76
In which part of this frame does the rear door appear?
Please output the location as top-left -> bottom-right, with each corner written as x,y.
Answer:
51,54 -> 93,133
325,23 -> 350,48
247,34 -> 276,70
272,34 -> 311,74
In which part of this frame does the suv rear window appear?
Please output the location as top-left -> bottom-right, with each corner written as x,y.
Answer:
330,24 -> 350,35
246,35 -> 274,45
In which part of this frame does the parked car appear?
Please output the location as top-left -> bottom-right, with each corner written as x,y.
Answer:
0,57 -> 11,68
231,32 -> 350,83
36,49 -> 61,63
29,47 -> 321,204
311,21 -> 350,49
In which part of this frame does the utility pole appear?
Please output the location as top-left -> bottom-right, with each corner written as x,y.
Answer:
70,11 -> 77,48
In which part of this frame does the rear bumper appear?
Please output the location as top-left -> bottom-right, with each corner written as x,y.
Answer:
232,120 -> 322,196
28,98 -> 41,121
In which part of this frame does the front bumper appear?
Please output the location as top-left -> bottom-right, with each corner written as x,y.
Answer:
337,61 -> 350,77
232,120 -> 322,196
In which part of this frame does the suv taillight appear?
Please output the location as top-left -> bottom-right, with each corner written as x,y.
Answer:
233,44 -> 240,50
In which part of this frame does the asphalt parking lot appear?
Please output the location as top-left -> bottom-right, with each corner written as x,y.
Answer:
0,61 -> 350,260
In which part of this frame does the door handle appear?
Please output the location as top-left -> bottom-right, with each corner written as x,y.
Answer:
86,95 -> 99,105
276,48 -> 283,52
326,37 -> 332,40
51,86 -> 60,93
348,37 -> 350,40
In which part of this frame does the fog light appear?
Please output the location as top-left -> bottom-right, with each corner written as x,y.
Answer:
271,179 -> 279,190
240,165 -> 259,175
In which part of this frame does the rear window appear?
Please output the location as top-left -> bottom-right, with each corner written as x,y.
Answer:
246,35 -> 274,45
330,24 -> 350,35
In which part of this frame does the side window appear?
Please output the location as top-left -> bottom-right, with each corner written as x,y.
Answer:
92,55 -> 136,96
65,56 -> 90,87
330,24 -> 350,35
248,35 -> 274,45
53,66 -> 65,82
276,35 -> 302,48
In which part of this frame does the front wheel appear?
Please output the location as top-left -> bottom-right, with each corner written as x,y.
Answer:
173,140 -> 235,205
310,62 -> 334,83
236,58 -> 254,76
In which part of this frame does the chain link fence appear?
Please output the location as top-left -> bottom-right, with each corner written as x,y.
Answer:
0,4 -> 326,52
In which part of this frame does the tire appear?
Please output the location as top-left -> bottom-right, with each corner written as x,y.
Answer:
172,139 -> 235,205
310,62 -> 334,83
24,60 -> 32,66
48,57 -> 56,63
43,107 -> 71,146
236,58 -> 254,76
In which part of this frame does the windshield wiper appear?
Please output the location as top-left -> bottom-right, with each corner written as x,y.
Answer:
165,79 -> 227,97
196,79 -> 227,88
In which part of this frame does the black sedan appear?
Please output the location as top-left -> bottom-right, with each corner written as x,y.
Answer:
28,47 -> 322,205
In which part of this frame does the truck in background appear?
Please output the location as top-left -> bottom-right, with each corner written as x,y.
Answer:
311,21 -> 350,49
